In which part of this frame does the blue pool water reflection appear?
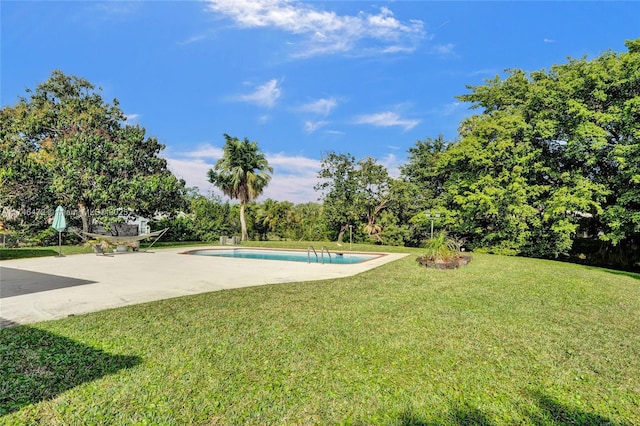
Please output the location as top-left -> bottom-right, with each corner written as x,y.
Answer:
184,248 -> 381,264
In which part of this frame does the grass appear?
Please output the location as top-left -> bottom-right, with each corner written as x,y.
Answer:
0,246 -> 91,260
1,243 -> 639,424
0,240 -> 211,260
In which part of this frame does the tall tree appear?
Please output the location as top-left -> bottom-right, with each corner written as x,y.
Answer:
315,152 -> 392,243
0,71 -> 187,233
423,38 -> 639,259
356,157 -> 392,243
0,104 -> 54,221
400,135 -> 449,190
399,136 -> 453,246
315,152 -> 360,243
207,134 -> 273,241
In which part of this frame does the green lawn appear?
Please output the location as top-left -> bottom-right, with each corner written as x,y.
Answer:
1,244 -> 639,424
0,245 -> 92,260
0,241 -> 211,260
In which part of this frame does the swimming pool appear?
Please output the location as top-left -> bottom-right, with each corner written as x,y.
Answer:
183,248 -> 382,264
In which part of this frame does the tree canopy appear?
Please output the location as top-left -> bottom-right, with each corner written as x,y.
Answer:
0,70 -> 186,233
315,152 -> 393,243
403,38 -> 640,260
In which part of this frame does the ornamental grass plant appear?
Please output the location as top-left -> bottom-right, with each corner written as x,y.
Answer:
418,231 -> 471,269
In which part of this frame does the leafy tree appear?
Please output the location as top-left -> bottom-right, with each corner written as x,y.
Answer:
207,134 -> 273,241
539,39 -> 640,249
315,152 -> 392,243
356,157 -> 392,243
0,70 -> 187,233
424,39 -> 640,258
400,135 -> 449,193
290,202 -> 327,241
399,136 -> 454,246
190,193 -> 235,241
255,199 -> 294,240
0,104 -> 56,235
386,179 -> 429,246
315,152 -> 358,242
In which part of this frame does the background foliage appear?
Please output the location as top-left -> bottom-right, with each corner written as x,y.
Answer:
2,41 -> 639,270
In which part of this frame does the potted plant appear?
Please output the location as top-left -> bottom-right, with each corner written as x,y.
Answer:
417,231 -> 472,269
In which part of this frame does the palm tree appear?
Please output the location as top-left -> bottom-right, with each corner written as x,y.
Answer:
208,134 -> 273,241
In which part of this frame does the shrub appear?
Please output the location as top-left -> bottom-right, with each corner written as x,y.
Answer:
417,231 -> 471,269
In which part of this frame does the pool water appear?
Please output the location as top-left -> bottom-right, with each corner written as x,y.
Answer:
184,248 -> 381,264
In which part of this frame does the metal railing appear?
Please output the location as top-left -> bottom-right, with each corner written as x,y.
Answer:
308,245 -> 332,264
307,246 -> 318,263
321,246 -> 332,264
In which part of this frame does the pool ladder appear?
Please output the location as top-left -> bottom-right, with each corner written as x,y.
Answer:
307,245 -> 332,264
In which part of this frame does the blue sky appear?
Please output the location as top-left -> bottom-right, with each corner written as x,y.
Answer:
2,1 -> 639,203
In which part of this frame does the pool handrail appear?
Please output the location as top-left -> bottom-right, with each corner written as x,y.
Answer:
321,246 -> 332,264
307,246 -> 318,263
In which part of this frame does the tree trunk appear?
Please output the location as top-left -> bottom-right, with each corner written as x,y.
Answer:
78,202 -> 91,233
337,223 -> 348,243
240,202 -> 248,241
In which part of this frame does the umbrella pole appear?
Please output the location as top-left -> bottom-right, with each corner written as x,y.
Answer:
58,231 -> 62,257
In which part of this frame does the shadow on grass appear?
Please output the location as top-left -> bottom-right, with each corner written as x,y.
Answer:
596,267 -> 640,281
396,403 -> 493,425
392,392 -> 629,425
528,391 -> 629,426
0,325 -> 140,416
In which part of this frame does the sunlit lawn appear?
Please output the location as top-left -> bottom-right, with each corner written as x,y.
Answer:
1,243 -> 639,424
0,241 -> 211,260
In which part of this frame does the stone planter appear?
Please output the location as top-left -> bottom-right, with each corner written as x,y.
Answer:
416,254 -> 472,269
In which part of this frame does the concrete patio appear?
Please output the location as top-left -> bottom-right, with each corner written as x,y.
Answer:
0,247 -> 407,327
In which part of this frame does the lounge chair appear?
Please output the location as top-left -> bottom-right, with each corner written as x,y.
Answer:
92,244 -> 113,257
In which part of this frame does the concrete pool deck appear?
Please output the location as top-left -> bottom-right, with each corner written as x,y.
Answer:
0,246 -> 408,327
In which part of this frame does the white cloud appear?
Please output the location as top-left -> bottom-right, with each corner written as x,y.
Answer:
441,102 -> 463,116
264,153 -> 321,202
432,43 -> 455,55
167,157 -> 216,193
325,129 -> 346,135
354,111 -> 419,131
258,114 -> 271,123
234,79 -> 282,108
91,2 -> 140,19
124,113 -> 140,122
304,120 -> 328,133
165,148 -> 321,203
467,68 -> 498,77
178,34 -> 206,45
180,144 -> 224,159
382,45 -> 417,54
379,153 -> 403,178
299,97 -> 337,115
268,152 -> 321,171
205,0 -> 425,57
544,38 -> 556,43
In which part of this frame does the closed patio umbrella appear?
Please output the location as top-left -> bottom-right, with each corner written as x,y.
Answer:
51,206 -> 67,257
